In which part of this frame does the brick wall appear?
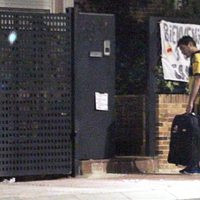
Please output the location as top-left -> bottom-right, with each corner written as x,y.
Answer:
115,94 -> 189,173
156,94 -> 188,172
130,0 -> 164,22
115,95 -> 145,156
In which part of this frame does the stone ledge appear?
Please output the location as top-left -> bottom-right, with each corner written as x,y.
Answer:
80,156 -> 159,175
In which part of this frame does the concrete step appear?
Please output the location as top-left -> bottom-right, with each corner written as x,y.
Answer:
80,156 -> 159,175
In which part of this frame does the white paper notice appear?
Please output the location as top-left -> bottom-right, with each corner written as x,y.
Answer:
95,92 -> 108,111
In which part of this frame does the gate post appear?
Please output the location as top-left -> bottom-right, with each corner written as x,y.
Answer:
146,17 -> 160,156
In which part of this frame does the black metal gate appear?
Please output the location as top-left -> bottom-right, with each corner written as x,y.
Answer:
0,10 -> 72,176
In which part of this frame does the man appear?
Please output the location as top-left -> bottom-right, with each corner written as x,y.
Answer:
177,35 -> 200,174
178,36 -> 200,113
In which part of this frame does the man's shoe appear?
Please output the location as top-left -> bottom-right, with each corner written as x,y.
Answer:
182,167 -> 200,174
179,166 -> 192,174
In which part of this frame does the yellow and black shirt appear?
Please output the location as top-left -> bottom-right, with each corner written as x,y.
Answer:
190,50 -> 200,76
189,50 -> 200,113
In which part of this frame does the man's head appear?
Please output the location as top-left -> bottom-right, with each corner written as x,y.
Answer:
177,36 -> 198,58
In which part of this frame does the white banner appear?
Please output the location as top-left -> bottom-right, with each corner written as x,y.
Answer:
160,20 -> 200,82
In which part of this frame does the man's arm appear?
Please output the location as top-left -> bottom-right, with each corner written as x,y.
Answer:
186,75 -> 200,113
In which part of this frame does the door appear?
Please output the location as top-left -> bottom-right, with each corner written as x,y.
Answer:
74,12 -> 115,161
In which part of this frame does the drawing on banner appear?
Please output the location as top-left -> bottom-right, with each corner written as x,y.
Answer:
160,20 -> 200,82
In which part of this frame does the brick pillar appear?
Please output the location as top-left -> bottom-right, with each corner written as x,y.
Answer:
155,94 -> 188,172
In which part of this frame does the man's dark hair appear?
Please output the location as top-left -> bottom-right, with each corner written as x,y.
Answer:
177,35 -> 196,47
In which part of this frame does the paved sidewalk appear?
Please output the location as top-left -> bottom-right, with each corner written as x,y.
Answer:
1,173 -> 200,200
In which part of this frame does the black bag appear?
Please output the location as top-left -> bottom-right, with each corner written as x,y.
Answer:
168,113 -> 200,166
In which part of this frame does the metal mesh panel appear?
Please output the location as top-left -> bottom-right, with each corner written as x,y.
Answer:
0,11 -> 72,176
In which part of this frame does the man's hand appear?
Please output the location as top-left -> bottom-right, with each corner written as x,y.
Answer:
186,103 -> 193,114
187,76 -> 200,114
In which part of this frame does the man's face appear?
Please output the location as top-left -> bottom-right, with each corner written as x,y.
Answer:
178,43 -> 193,58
